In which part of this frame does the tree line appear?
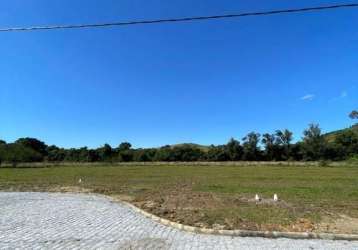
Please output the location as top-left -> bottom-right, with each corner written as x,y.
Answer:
0,111 -> 357,164
1,120 -> 357,165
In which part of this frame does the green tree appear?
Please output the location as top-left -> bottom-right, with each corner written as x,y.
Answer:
275,129 -> 293,160
118,142 -> 132,151
15,138 -> 47,159
78,147 -> 90,162
97,144 -> 113,161
290,143 -> 304,161
0,143 -> 42,166
47,145 -> 66,162
206,145 -> 229,161
261,133 -> 276,161
323,143 -> 345,161
226,138 -> 243,161
170,145 -> 204,161
335,130 -> 358,158
87,149 -> 100,162
242,132 -> 261,161
0,144 -> 3,166
117,142 -> 133,162
133,149 -> 156,162
301,124 -> 326,160
154,146 -> 172,161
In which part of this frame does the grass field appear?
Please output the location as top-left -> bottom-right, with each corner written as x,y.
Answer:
1,164 -> 358,233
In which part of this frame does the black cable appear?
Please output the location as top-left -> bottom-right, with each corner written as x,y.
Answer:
0,3 -> 357,32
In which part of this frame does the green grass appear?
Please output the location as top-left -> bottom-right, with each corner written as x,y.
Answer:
1,164 -> 358,231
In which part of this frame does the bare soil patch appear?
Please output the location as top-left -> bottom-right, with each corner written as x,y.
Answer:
132,182 -> 326,232
317,215 -> 358,234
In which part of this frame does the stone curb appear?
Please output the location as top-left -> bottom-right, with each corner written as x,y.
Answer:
118,200 -> 358,241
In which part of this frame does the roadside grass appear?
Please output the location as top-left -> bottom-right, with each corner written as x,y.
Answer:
1,164 -> 358,232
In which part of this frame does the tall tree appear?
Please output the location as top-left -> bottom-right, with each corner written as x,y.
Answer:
15,138 -> 47,157
226,138 -> 243,161
301,124 -> 326,160
275,129 -> 293,146
117,142 -> 133,162
242,132 -> 261,161
118,142 -> 132,151
97,144 -> 113,161
261,133 -> 276,161
275,129 -> 293,160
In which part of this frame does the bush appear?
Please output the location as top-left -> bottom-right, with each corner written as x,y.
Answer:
347,155 -> 358,163
318,160 -> 330,167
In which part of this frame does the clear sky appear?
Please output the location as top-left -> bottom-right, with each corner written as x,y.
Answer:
0,0 -> 357,149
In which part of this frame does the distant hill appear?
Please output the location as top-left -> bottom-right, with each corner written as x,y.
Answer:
171,125 -> 358,149
170,143 -> 210,152
324,123 -> 358,143
169,125 -> 358,150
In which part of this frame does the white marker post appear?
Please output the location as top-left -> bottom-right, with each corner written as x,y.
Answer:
255,194 -> 260,202
273,194 -> 278,201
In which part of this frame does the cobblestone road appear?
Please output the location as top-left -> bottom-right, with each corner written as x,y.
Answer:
0,192 -> 358,250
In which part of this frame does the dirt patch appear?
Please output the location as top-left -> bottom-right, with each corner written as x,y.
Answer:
133,183 -> 225,227
288,218 -> 316,232
317,215 -> 358,234
132,183 -> 311,232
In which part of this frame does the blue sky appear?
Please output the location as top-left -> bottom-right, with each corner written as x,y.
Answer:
0,0 -> 357,148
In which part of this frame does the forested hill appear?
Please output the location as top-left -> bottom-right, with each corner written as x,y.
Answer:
324,123 -> 358,142
0,123 -> 357,164
170,143 -> 210,152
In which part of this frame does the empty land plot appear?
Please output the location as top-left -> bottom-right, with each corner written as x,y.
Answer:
1,164 -> 358,234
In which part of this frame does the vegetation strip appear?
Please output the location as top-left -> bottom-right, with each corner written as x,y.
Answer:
1,117 -> 357,165
120,199 -> 358,241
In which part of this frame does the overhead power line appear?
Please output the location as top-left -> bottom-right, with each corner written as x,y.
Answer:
1,3 -> 357,32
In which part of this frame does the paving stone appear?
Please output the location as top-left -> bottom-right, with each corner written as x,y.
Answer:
0,192 -> 358,250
